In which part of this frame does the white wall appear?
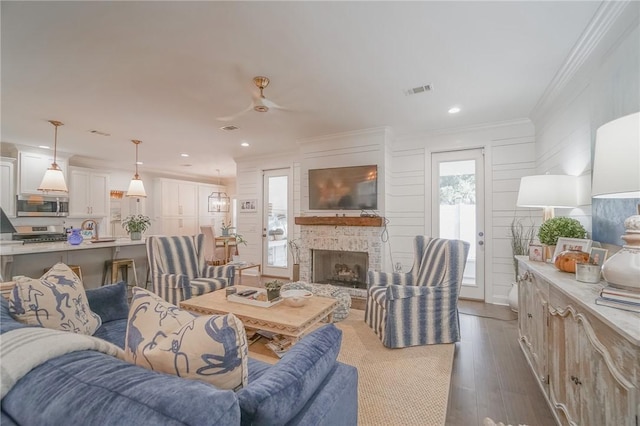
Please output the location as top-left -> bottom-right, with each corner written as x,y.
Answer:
530,2 -> 640,238
395,120 -> 536,305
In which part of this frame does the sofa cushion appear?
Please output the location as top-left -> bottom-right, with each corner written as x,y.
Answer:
86,281 -> 129,323
237,324 -> 342,425
125,287 -> 248,390
93,319 -> 127,349
1,350 -> 240,425
8,263 -> 101,335
0,297 -> 30,335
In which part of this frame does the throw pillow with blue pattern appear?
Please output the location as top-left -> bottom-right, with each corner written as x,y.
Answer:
8,263 -> 101,335
124,287 -> 249,391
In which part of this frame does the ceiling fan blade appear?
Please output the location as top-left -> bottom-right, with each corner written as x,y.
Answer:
216,102 -> 254,122
261,97 -> 288,111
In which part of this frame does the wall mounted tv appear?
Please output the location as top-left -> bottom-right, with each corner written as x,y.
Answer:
308,165 -> 378,210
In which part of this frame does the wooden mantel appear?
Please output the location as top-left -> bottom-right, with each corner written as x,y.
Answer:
294,216 -> 384,227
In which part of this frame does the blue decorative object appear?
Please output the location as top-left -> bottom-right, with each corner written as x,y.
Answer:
67,228 -> 83,245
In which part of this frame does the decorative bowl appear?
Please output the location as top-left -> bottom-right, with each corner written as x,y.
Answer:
280,289 -> 313,307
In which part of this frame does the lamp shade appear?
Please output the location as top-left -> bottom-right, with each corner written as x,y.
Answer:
38,167 -> 68,192
516,175 -> 578,208
127,178 -> 147,198
592,112 -> 640,198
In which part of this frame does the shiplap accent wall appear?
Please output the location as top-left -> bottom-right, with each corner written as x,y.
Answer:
395,120 -> 536,304
530,3 -> 639,237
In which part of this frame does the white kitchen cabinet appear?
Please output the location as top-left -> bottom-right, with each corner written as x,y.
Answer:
69,167 -> 110,217
158,217 -> 198,236
0,158 -> 16,217
518,257 -> 638,426
153,178 -> 201,236
18,151 -> 68,195
158,179 -> 197,217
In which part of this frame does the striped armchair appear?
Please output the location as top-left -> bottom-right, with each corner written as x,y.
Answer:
146,235 -> 235,305
365,236 -> 469,348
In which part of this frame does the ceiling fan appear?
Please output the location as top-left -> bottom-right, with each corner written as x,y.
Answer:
217,76 -> 287,121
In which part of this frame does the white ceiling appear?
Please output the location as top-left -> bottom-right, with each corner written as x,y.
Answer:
1,1 -> 602,180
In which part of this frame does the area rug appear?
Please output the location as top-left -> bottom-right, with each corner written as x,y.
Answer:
336,310 -> 454,426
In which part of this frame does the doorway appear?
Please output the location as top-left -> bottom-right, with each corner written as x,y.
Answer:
431,149 -> 485,300
262,168 -> 290,277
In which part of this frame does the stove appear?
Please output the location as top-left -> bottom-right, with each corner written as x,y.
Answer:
13,225 -> 68,244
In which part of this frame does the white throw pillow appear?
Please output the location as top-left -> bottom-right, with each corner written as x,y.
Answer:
124,287 -> 248,390
9,263 -> 101,335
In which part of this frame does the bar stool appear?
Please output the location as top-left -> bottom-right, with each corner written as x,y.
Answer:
44,265 -> 83,282
102,259 -> 139,288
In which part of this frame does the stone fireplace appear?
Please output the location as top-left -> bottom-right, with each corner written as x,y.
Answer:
298,220 -> 383,298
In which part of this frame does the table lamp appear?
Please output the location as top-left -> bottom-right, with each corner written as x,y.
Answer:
592,111 -> 640,293
517,174 -> 578,221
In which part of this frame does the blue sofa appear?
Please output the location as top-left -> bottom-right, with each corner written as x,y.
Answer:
0,282 -> 358,425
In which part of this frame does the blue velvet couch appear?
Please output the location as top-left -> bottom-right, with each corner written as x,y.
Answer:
0,282 -> 358,425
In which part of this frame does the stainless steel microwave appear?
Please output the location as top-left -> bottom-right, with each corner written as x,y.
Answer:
16,195 -> 69,217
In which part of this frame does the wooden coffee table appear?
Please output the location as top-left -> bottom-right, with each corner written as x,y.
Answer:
180,285 -> 337,341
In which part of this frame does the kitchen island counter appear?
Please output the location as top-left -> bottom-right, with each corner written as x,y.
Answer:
1,238 -> 147,288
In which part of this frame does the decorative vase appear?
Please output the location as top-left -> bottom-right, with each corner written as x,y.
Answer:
267,289 -> 280,301
508,282 -> 518,313
292,264 -> 300,282
543,245 -> 556,263
130,231 -> 142,241
221,229 -> 229,237
67,228 -> 83,245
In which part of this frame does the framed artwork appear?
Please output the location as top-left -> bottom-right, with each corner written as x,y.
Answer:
589,247 -> 608,266
239,199 -> 257,213
529,244 -> 543,262
553,238 -> 593,261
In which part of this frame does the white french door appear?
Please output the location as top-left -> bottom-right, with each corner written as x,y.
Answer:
262,169 -> 290,277
431,149 -> 485,300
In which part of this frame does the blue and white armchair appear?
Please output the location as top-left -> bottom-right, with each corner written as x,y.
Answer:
146,234 -> 235,305
365,236 -> 469,348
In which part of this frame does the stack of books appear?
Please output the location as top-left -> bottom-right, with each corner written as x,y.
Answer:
596,287 -> 640,313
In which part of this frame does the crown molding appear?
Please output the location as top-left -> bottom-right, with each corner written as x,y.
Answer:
529,0 -> 630,124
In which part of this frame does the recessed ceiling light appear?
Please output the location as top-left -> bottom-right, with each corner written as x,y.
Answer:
448,107 -> 461,114
136,161 -> 143,165
181,153 -> 189,157
38,145 -> 50,149
241,142 -> 250,147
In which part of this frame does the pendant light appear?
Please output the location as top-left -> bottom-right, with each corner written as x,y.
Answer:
126,140 -> 147,198
208,169 -> 230,212
38,120 -> 68,192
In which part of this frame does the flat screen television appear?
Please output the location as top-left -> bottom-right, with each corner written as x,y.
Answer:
308,165 -> 378,210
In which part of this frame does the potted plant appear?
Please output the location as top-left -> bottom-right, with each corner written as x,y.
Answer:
538,217 -> 587,261
508,218 -> 535,312
264,280 -> 284,301
122,214 -> 151,240
220,220 -> 235,237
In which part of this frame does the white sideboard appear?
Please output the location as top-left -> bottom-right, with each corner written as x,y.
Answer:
517,256 -> 639,426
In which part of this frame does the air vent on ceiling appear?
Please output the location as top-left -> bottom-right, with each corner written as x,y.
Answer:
220,125 -> 239,131
404,84 -> 433,96
89,129 -> 111,136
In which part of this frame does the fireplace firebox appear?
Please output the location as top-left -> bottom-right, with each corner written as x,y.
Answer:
311,249 -> 368,289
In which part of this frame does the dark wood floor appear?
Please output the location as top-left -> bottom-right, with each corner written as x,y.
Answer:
242,276 -> 556,425
446,300 -> 556,426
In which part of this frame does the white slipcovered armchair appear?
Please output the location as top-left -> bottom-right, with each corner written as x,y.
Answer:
365,236 -> 469,348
